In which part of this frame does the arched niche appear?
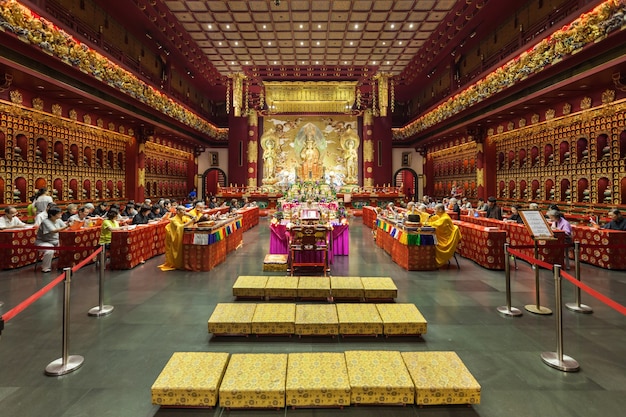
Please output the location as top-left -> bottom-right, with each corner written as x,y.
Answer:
83,146 -> 92,167
83,179 -> 91,200
53,141 -> 64,164
14,177 -> 26,202
498,180 -> 505,198
108,151 -> 114,169
35,138 -> 48,162
621,177 -> 626,205
545,179 -> 554,200
53,179 -> 63,200
508,150 -> 515,169
598,176 -> 611,204
560,178 -> 571,201
531,179 -> 540,200
146,157 -> 151,173
531,146 -> 539,167
620,130 -> 626,159
0,177 -> 4,204
559,141 -> 570,164
577,178 -> 589,202
519,149 -> 526,168
153,181 -> 158,196
544,144 -> 554,165
577,137 -> 588,161
106,180 -> 114,198
498,152 -> 505,170
14,134 -> 28,161
596,133 -> 610,160
164,161 -> 169,175
34,177 -> 47,190
145,182 -> 151,197
69,179 -> 78,200
508,180 -> 516,199
96,149 -> 103,168
0,130 -> 5,159
117,152 -> 123,169
96,180 -> 103,199
69,144 -> 78,165
116,180 -> 123,198
519,180 -> 527,200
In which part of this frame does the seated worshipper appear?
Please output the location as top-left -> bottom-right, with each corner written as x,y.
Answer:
159,206 -> 201,271
229,198 -> 241,211
461,198 -> 472,210
405,202 -> 417,214
448,197 -> 461,220
132,204 -> 153,225
189,201 -> 207,219
35,206 -> 68,273
149,204 -> 164,219
34,202 -> 56,226
476,198 -> 488,211
122,202 -> 137,218
590,208 -> 626,231
92,202 -> 108,217
485,196 -> 503,220
0,206 -> 27,229
68,206 -> 90,226
547,209 -> 573,269
416,204 -> 431,223
99,209 -> 121,248
504,204 -> 525,224
426,203 -> 462,268
62,204 -> 78,222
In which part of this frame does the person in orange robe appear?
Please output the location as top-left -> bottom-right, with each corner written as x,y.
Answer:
427,203 -> 462,267
159,205 -> 198,271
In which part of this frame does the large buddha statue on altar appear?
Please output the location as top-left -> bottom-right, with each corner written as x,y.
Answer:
294,123 -> 326,181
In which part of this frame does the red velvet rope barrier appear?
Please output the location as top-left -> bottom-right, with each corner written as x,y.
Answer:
507,247 -> 626,315
0,243 -> 96,251
0,245 -> 103,334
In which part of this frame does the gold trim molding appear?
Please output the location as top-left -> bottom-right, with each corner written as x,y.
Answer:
264,81 -> 357,113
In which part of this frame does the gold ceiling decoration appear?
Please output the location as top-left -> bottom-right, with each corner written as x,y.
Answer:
264,81 -> 358,114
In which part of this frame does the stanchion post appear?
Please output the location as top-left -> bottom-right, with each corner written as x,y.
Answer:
88,245 -> 114,317
525,240 -> 552,315
45,268 -> 84,376
566,241 -> 593,314
541,264 -> 580,372
497,243 -> 522,317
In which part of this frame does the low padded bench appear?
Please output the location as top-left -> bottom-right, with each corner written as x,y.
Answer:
294,304 -> 339,336
297,276 -> 331,299
265,276 -> 299,299
286,352 -> 351,408
251,303 -> 296,335
219,353 -> 288,409
232,275 -> 267,299
401,351 -> 481,405
151,352 -> 230,408
336,303 -> 383,336
345,350 -> 415,405
376,303 -> 428,336
361,277 -> 398,300
330,276 -> 364,300
207,303 -> 257,335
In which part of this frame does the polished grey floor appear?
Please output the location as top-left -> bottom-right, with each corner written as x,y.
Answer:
0,217 -> 625,417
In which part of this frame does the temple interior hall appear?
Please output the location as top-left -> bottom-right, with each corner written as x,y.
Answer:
0,0 -> 625,416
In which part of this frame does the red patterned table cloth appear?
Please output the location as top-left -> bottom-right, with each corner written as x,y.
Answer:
0,227 -> 38,269
58,227 -> 101,269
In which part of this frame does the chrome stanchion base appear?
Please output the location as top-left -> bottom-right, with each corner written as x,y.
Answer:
541,352 -> 580,372
45,355 -> 84,376
525,304 -> 552,315
497,306 -> 523,316
88,305 -> 114,317
565,302 -> 593,314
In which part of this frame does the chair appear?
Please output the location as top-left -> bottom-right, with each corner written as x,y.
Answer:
288,225 -> 330,276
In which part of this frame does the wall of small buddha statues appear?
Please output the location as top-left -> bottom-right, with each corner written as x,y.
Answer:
0,95 -> 194,206
427,95 -> 626,213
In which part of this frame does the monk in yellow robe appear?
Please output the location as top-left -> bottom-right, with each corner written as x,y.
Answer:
427,203 -> 462,267
159,205 -> 198,271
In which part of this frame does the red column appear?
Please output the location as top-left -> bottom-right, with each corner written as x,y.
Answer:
247,111 -> 259,189
228,113 -> 248,187
372,113 -> 393,186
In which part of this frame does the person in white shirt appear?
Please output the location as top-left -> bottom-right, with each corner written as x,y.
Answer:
0,206 -> 26,229
34,202 -> 56,226
35,206 -> 69,272
33,188 -> 54,215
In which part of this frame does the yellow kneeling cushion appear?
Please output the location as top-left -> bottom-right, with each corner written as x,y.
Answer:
286,352 -> 351,407
151,352 -> 230,407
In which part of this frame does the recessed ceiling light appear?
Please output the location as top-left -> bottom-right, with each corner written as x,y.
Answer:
409,23 -> 414,29
390,24 -> 395,29
245,61 -> 249,65
299,24 -> 303,29
372,61 -> 376,65
382,42 -> 386,45
37,85 -> 45,89
316,41 -> 320,45
386,61 -> 390,65
579,84 -> 588,88
302,61 -> 305,64
231,61 -> 235,65
226,24 -> 230,29
318,24 -> 321,29
218,41 -> 222,46
300,41 -> 304,46
274,61 -> 277,65
268,41 -> 272,46
398,41 -> 402,45
235,41 -> 238,46
208,24 -> 212,29
350,41 -> 353,46
354,24 -> 359,29
316,61 -> 319,64
263,24 -> 267,29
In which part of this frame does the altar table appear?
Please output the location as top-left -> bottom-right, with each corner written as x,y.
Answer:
374,218 -> 437,271
58,226 -> 101,269
109,221 -> 168,270
0,227 -> 38,269
269,222 -> 349,262
182,216 -> 243,271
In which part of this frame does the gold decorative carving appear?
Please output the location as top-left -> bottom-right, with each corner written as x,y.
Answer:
32,97 -> 43,111
51,104 -> 62,116
83,114 -> 91,124
128,128 -> 134,137
9,90 -> 22,104
507,122 -> 514,131
264,81 -> 357,113
602,89 -> 616,104
487,128 -> 494,136
581,97 -> 592,110
519,118 -> 526,127
531,113 -> 540,123
69,109 -> 77,121
476,168 -> 484,186
248,110 -> 258,127
228,73 -> 246,117
138,167 -> 145,186
108,122 -> 115,130
363,139 -> 374,163
97,118 -> 103,128
118,125 -> 125,134
562,103 -> 572,115
545,109 -> 555,120
247,139 -> 258,163
497,125 -> 504,134
145,141 -> 192,158
364,109 -> 373,125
